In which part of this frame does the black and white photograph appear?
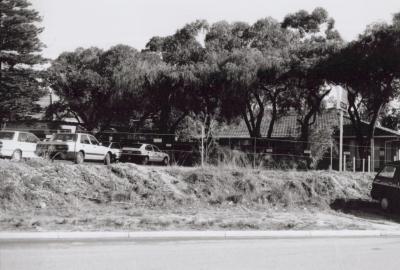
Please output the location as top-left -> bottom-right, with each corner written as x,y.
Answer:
1,0 -> 400,269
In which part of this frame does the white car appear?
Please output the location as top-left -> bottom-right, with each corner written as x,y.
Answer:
36,133 -> 113,164
120,143 -> 169,165
102,142 -> 122,162
0,130 -> 40,161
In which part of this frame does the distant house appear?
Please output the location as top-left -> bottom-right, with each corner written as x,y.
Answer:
215,108 -> 400,171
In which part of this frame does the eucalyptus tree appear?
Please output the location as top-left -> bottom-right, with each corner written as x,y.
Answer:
282,7 -> 343,148
324,15 -> 400,158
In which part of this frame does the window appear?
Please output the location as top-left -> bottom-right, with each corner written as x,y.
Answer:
145,145 -> 153,151
26,133 -> 39,143
126,143 -> 143,149
89,136 -> 100,145
80,135 -> 90,145
153,145 -> 160,152
378,165 -> 397,179
53,134 -> 77,142
0,132 -> 15,140
18,133 -> 28,142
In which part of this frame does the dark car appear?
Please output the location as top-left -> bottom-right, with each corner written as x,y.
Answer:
371,161 -> 400,211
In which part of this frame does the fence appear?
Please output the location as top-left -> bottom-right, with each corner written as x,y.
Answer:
1,127 -> 399,171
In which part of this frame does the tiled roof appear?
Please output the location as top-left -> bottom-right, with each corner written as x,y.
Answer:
216,109 -> 400,138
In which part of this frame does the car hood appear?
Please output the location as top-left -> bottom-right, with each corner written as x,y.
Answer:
122,147 -> 141,151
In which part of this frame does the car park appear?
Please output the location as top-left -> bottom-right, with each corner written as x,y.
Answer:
370,161 -> 400,211
36,133 -> 113,164
0,130 -> 40,161
120,143 -> 169,165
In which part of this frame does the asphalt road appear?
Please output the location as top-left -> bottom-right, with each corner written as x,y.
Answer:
1,237 -> 400,270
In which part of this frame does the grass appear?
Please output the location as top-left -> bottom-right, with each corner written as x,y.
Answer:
0,158 -> 383,231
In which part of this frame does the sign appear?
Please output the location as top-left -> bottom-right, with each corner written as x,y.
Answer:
153,138 -> 162,143
344,151 -> 350,155
166,144 -> 172,148
266,148 -> 273,153
304,150 -> 311,154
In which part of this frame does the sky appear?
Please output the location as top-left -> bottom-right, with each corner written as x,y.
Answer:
31,0 -> 400,59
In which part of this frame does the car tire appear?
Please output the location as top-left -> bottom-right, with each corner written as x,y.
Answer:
104,153 -> 111,165
75,151 -> 84,164
142,156 -> 149,165
381,197 -> 391,211
162,157 -> 169,166
11,150 -> 22,161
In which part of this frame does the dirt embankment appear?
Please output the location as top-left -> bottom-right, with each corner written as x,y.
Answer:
1,159 -> 394,231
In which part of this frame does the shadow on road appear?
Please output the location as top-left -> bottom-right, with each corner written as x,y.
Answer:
331,198 -> 400,224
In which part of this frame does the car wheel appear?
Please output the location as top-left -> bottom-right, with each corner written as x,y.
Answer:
104,153 -> 111,165
142,156 -> 149,165
11,150 -> 22,161
162,157 -> 169,166
75,151 -> 84,164
381,197 -> 390,211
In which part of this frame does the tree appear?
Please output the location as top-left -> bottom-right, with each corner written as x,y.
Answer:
48,45 -> 149,131
206,18 -> 295,138
282,7 -> 343,149
0,0 -> 47,122
325,15 -> 400,159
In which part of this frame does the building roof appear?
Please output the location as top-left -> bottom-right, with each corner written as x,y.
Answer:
216,109 -> 400,138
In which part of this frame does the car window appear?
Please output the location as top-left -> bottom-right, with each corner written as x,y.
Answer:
153,145 -> 160,152
53,134 -> 77,142
89,135 -> 100,145
378,165 -> 397,180
18,132 -> 28,142
0,131 -> 15,140
27,133 -> 39,143
80,134 -> 91,145
145,145 -> 153,151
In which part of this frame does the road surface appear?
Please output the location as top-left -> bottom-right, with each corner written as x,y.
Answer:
1,237 -> 400,270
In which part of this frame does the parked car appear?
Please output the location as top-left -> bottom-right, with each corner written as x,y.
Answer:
0,130 -> 40,161
370,161 -> 400,211
120,143 -> 169,165
36,133 -> 113,164
102,142 -> 122,162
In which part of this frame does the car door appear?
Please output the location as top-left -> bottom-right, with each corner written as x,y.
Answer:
25,133 -> 40,158
17,132 -> 29,157
152,145 -> 162,162
144,144 -> 156,162
80,134 -> 94,160
89,135 -> 104,161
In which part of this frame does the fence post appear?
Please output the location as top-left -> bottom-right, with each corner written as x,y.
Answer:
330,140 -> 333,170
353,156 -> 355,172
368,155 -> 371,173
253,137 -> 256,169
362,158 -> 365,173
201,125 -> 204,167
344,155 -> 346,172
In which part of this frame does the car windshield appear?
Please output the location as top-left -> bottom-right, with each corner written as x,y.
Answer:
378,165 -> 396,179
52,134 -> 77,142
125,143 -> 143,149
0,131 -> 15,140
102,142 -> 111,147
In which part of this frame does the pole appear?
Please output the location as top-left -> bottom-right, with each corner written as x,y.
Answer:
362,158 -> 365,173
368,155 -> 371,173
330,140 -> 333,170
343,155 -> 346,172
253,137 -> 256,168
339,109 -> 343,172
353,156 -> 355,172
201,125 -> 205,167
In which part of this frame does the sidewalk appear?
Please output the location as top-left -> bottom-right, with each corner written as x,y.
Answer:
1,230 -> 400,241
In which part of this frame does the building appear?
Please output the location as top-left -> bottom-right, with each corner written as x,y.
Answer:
215,108 -> 400,171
